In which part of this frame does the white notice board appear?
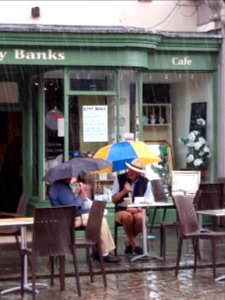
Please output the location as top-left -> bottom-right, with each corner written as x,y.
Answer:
83,105 -> 108,142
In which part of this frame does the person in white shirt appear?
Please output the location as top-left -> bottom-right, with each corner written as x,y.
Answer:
111,159 -> 153,255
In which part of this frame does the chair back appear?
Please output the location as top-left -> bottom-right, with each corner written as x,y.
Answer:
32,206 -> 76,257
216,178 -> 225,207
16,194 -> 29,216
85,200 -> 106,243
197,183 -> 224,210
151,179 -> 168,202
192,189 -> 203,210
173,195 -> 199,234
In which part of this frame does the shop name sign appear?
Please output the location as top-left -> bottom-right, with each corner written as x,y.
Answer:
0,49 -> 65,61
172,56 -> 192,66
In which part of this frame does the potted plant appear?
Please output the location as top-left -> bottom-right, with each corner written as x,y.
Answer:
178,118 -> 211,177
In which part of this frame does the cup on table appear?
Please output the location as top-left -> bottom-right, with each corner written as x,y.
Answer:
134,196 -> 144,204
123,197 -> 132,205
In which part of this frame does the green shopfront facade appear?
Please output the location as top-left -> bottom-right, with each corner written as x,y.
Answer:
0,26 -> 221,218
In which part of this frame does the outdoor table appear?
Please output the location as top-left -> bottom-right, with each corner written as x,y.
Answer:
197,209 -> 225,282
0,217 -> 47,295
118,201 -> 175,262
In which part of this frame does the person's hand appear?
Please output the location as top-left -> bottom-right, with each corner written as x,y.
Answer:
78,183 -> 89,199
124,181 -> 131,194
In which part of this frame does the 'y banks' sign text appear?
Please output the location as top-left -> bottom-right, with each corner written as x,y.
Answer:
0,49 -> 65,62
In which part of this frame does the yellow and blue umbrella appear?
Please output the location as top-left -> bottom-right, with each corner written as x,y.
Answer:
94,141 -> 161,172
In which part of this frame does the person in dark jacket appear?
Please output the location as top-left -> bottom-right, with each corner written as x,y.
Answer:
49,176 -> 120,263
111,159 -> 153,255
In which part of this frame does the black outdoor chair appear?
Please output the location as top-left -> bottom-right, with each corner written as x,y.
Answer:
20,206 -> 81,299
195,183 -> 224,230
0,194 -> 29,249
75,200 -> 107,288
174,195 -> 225,279
149,179 -> 170,233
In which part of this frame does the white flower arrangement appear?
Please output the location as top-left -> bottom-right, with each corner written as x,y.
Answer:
178,118 -> 211,170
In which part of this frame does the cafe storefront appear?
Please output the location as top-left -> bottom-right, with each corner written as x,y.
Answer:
0,25 -> 221,218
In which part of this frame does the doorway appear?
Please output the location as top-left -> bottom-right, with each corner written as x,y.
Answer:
0,111 -> 22,212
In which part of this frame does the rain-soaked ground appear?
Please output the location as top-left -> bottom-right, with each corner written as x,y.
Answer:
1,227 -> 225,299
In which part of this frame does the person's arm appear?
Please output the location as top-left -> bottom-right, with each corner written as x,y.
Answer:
111,176 -> 131,204
56,183 -> 89,213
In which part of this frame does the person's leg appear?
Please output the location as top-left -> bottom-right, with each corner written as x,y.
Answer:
75,213 -> 89,227
132,212 -> 143,254
116,211 -> 138,249
77,213 -> 119,262
133,212 -> 142,236
100,217 -> 116,254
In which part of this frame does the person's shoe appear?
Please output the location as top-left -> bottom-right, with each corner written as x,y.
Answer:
124,244 -> 133,254
103,253 -> 121,263
133,246 -> 143,255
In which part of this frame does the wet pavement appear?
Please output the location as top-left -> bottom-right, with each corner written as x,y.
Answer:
1,228 -> 225,299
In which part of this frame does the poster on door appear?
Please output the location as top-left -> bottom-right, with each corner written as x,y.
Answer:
83,105 -> 108,142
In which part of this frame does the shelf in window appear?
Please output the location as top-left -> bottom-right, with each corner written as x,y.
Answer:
143,124 -> 170,126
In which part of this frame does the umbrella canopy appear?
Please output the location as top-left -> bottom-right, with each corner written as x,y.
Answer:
93,141 -> 161,172
43,157 -> 111,183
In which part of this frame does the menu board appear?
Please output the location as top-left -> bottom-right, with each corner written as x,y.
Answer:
83,105 -> 108,142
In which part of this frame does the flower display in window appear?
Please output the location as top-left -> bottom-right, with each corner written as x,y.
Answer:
178,118 -> 211,170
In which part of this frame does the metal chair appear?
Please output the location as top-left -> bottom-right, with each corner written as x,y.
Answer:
159,190 -> 203,261
195,183 -> 224,230
20,206 -> 81,299
75,200 -> 107,288
149,179 -> 169,233
174,195 -> 225,278
0,194 -> 29,249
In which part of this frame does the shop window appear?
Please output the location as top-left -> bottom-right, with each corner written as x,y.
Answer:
70,79 -> 107,91
69,70 -> 115,92
143,84 -> 170,103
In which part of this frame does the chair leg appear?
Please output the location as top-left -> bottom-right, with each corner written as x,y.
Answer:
212,240 -> 216,278
175,237 -> 183,277
192,240 -> 201,261
59,256 -> 65,291
72,251 -> 81,297
15,234 -> 21,251
193,240 -> 198,273
86,248 -> 93,282
98,246 -> 107,288
162,208 -> 167,222
49,256 -> 55,286
160,223 -> 166,260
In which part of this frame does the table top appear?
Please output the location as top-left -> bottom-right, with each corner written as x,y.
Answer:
196,209 -> 225,217
0,217 -> 34,226
119,201 -> 175,208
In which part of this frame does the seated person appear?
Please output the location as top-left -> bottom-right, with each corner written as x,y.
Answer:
111,159 -> 153,255
49,175 -> 120,263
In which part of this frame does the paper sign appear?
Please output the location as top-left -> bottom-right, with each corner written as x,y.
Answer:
83,105 -> 108,142
57,118 -> 64,137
